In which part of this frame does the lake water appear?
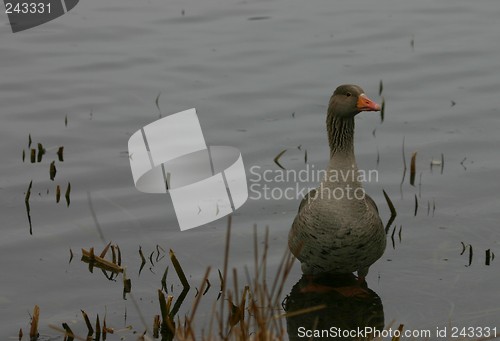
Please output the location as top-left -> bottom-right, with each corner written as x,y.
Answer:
1,0 -> 500,339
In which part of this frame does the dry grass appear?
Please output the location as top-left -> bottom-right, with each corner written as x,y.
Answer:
169,218 -> 296,341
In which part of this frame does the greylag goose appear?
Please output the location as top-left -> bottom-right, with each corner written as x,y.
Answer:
288,84 -> 386,280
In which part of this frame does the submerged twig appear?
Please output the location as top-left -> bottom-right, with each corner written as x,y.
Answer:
57,146 -> 64,162
37,143 -> 45,163
161,266 -> 169,293
65,183 -> 71,207
139,247 -> 146,275
380,97 -> 385,123
485,249 -> 492,266
410,152 -> 417,186
30,149 -> 36,163
391,225 -> 396,249
468,245 -> 473,267
400,137 -> 406,197
383,189 -> 397,234
273,149 -> 287,170
25,180 -> 33,235
50,161 -> 57,181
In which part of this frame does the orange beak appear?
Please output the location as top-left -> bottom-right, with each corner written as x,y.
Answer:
357,94 -> 381,112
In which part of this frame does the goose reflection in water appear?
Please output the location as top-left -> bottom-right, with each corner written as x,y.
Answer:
283,273 -> 384,341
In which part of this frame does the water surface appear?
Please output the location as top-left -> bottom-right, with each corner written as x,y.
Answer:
1,0 -> 500,338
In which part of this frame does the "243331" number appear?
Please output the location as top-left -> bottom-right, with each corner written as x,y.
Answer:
5,2 -> 52,14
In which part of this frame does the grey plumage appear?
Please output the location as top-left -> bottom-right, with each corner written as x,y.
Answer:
288,85 -> 386,277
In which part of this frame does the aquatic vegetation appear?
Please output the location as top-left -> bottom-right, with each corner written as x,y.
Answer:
273,149 -> 287,170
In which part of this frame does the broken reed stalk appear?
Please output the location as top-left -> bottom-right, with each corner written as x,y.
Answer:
190,267 -> 211,322
50,161 -> 57,181
100,241 -> 112,258
161,266 -> 169,292
115,245 -> 122,266
49,323 -> 85,341
139,247 -> 146,275
185,267 -> 212,340
62,323 -> 75,341
95,314 -> 101,341
148,250 -> 155,267
81,310 -> 94,336
219,215 -> 232,337
158,290 -> 175,337
394,324 -> 405,341
29,305 -> 40,341
37,143 -> 45,162
56,185 -> 61,203
238,286 -> 249,337
380,97 -> 385,123
382,189 -> 397,234
410,152 -> 417,186
255,227 -> 270,295
391,225 -> 396,249
169,249 -> 190,289
25,180 -> 33,235
400,137 -> 407,197
81,247 -> 124,273
57,146 -> 64,162
111,245 -> 117,264
123,269 -> 131,298
25,181 -> 32,203
158,290 -> 169,324
273,149 -> 287,170
153,315 -> 161,338
253,224 -> 259,290
203,278 -> 211,295
232,268 -> 240,309
468,245 -> 473,267
65,182 -> 71,207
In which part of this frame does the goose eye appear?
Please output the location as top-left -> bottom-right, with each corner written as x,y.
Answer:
346,92 -> 352,97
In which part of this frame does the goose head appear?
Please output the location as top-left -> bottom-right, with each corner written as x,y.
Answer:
327,84 -> 380,119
